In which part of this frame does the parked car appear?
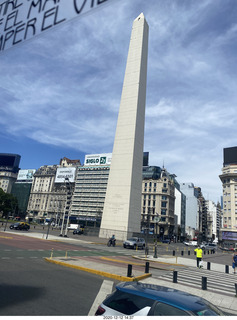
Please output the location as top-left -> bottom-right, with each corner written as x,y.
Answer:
10,222 -> 30,231
73,226 -> 84,235
162,239 -> 171,244
95,282 -> 225,316
123,237 -> 145,249
183,241 -> 198,247
200,243 -> 217,250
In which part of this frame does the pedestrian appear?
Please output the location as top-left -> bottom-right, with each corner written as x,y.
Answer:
232,250 -> 237,274
194,245 -> 203,268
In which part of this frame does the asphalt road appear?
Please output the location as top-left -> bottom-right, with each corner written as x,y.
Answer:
0,234 -> 117,316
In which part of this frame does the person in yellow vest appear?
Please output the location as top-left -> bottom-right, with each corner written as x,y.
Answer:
194,245 -> 203,268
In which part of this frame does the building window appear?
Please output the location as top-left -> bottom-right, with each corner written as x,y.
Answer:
161,202 -> 167,208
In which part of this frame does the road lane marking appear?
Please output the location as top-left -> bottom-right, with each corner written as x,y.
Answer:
88,280 -> 114,316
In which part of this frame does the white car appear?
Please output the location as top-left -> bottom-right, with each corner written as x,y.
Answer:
184,241 -> 198,247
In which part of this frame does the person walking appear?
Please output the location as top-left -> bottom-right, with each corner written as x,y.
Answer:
232,250 -> 237,274
194,245 -> 203,268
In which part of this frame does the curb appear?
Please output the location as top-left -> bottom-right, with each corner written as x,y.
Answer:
45,258 -> 152,282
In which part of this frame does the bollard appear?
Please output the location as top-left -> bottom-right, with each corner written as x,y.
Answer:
225,265 -> 229,274
153,245 -> 158,258
127,264 -> 132,277
50,248 -> 54,259
194,251 -> 196,256
235,284 -> 237,297
202,277 -> 207,290
145,262 -> 150,273
65,250 -> 68,259
207,262 -> 211,270
173,250 -> 175,256
181,251 -> 184,256
204,250 -> 206,255
188,250 -> 190,256
173,271 -> 178,283
207,250 -> 209,254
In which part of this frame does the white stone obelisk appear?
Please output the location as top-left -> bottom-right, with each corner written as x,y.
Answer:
99,13 -> 149,240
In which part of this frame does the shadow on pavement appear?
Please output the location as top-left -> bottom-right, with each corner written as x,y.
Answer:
0,284 -> 46,313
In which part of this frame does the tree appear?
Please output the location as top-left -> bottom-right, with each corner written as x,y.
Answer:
0,188 -> 18,218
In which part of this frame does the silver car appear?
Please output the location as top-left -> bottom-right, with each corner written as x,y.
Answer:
201,243 -> 217,250
123,237 -> 145,249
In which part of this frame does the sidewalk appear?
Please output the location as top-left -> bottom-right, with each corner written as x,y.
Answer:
3,230 -> 237,314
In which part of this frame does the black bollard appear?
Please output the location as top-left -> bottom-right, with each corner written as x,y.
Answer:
173,271 -> 178,283
235,284 -> 237,297
204,250 -> 206,255
202,277 -> 207,290
188,250 -> 190,256
207,250 -> 209,254
225,265 -> 229,274
127,264 -> 132,277
181,251 -> 184,256
145,262 -> 150,273
207,262 -> 211,270
173,250 -> 175,256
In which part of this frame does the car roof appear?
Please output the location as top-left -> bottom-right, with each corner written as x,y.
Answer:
116,282 -> 210,311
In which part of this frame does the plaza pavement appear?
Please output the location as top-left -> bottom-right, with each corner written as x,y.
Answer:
4,230 -> 237,315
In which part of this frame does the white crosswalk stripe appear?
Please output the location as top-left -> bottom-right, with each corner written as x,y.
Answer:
158,268 -> 237,295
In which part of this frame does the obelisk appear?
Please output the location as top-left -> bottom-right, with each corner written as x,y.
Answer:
99,13 -> 149,240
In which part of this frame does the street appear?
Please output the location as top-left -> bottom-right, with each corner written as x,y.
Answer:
0,232 -> 118,316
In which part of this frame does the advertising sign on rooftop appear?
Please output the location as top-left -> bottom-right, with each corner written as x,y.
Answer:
17,169 -> 36,181
55,167 -> 76,183
0,0 -> 114,52
84,153 -> 112,166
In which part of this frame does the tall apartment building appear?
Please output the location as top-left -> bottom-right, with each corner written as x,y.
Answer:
180,183 -> 199,238
219,146 -> 237,243
141,166 -> 175,239
70,154 -> 111,227
205,200 -> 221,241
194,187 -> 208,242
0,153 -> 21,193
174,185 -> 186,241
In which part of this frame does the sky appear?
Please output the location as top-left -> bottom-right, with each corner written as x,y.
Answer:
0,0 -> 237,203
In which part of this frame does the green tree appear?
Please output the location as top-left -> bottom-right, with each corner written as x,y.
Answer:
0,188 -> 18,218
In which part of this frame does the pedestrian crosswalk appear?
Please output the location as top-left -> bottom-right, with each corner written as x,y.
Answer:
158,267 -> 237,296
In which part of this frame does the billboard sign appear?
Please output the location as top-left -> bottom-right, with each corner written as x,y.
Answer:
222,231 -> 237,241
17,169 -> 36,181
0,0 -> 113,52
55,167 -> 76,183
84,153 -> 112,166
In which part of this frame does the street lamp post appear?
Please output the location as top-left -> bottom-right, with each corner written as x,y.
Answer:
59,178 -> 72,237
153,213 -> 160,258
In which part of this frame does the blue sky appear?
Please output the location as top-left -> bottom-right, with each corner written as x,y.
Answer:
1,0 -> 237,202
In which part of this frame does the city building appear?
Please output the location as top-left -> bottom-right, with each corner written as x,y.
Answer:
141,166 -> 175,240
70,154 -> 111,227
194,187 -> 208,242
27,159 -> 78,223
180,183 -> 199,238
11,169 -> 36,218
174,185 -> 186,241
219,146 -> 237,243
205,200 -> 221,242
0,153 -> 21,193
